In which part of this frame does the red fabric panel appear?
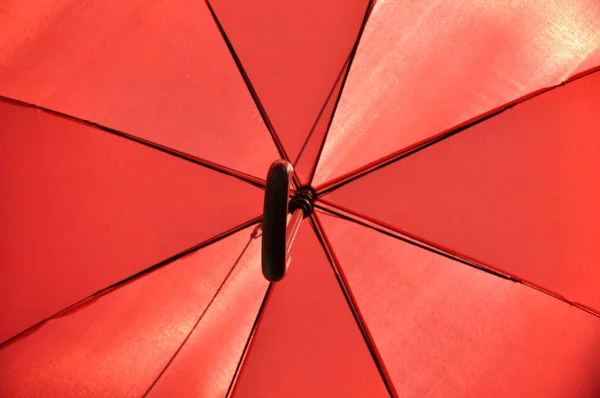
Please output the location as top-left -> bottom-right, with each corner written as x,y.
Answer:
0,0 -> 277,178
576,52 -> 600,77
208,0 -> 370,163
325,70 -> 600,311
294,62 -> 349,184
230,223 -> 389,398
146,231 -> 268,398
318,212 -> 600,397
0,224 -> 266,398
313,0 -> 600,186
0,99 -> 262,342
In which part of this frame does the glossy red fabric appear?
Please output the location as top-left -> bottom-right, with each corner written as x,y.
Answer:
147,231 -> 268,398
313,0 -> 600,186
294,62 -> 349,184
0,0 -> 277,178
325,70 -> 600,312
0,224 -> 266,398
318,212 -> 600,397
0,99 -> 262,343
2,0 -> 600,395
231,223 -> 388,398
208,0 -> 370,165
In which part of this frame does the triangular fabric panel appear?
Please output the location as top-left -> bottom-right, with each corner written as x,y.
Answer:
325,70 -> 600,312
146,230 -> 268,397
0,224 -> 267,397
576,51 -> 600,76
230,223 -> 389,398
208,0 -> 370,163
294,62 -> 349,185
313,0 -> 600,186
318,212 -> 600,397
0,99 -> 263,342
0,0 -> 277,178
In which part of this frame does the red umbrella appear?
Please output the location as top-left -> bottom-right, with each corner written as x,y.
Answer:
2,0 -> 600,396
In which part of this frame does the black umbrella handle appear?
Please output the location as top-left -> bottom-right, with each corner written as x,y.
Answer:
262,160 -> 306,282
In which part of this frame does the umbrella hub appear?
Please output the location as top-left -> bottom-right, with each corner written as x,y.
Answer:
289,186 -> 315,218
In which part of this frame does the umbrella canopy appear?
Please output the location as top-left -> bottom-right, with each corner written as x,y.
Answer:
2,0 -> 600,396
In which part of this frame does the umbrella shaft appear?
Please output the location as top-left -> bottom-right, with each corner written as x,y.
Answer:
286,208 -> 303,257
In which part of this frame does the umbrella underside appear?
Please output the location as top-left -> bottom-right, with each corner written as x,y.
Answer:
1,0 -> 600,396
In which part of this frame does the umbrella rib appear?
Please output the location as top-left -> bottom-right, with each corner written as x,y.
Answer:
316,64 -> 600,196
315,201 -> 600,320
142,223 -> 265,396
306,0 -> 375,186
0,95 -> 265,189
205,0 -> 290,164
309,214 -> 399,398
0,216 -> 262,348
293,55 -> 350,166
224,283 -> 274,398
